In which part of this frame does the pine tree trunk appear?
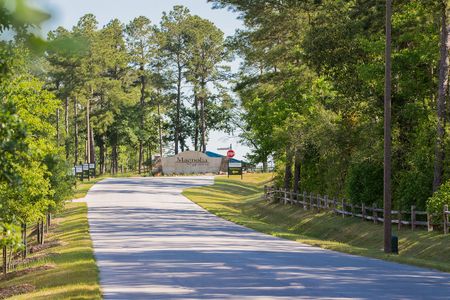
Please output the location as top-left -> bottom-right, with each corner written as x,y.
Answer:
86,96 -> 91,164
89,126 -> 95,165
157,101 -> 163,157
99,137 -> 105,175
434,1 -> 450,192
200,81 -> 207,153
65,97 -> 69,160
74,96 -> 79,165
138,65 -> 146,173
194,91 -> 199,151
175,61 -> 182,155
56,108 -> 60,147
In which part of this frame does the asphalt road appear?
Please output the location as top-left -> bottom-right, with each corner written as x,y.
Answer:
85,176 -> 450,299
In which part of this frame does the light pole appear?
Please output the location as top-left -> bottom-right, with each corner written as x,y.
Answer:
384,0 -> 393,254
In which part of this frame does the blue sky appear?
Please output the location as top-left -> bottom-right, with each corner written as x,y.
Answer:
31,0 -> 250,160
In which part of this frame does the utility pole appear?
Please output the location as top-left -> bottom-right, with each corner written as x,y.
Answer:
384,0 -> 393,254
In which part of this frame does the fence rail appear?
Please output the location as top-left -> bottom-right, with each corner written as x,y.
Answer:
264,186 -> 449,234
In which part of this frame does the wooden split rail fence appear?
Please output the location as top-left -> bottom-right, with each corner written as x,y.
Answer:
264,186 -> 450,234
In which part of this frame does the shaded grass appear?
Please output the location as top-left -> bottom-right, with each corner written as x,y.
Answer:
0,202 -> 101,299
183,173 -> 450,273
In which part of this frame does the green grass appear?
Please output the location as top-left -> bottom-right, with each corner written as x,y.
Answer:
73,171 -> 142,199
183,173 -> 450,273
0,202 -> 101,299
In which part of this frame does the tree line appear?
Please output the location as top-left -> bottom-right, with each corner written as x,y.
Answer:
0,1 -> 233,275
47,6 -> 233,175
211,0 -> 450,217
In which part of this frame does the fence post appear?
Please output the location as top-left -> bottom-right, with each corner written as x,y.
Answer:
411,205 -> 416,231
398,211 -> 402,231
333,198 -> 337,214
303,191 -> 307,210
309,192 -> 313,210
264,185 -> 268,200
373,203 -> 378,224
342,199 -> 346,217
361,203 -> 365,221
427,212 -> 433,232
284,189 -> 288,205
350,203 -> 354,217
444,205 -> 449,235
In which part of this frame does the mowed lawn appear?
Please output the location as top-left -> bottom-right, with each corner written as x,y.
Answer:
183,173 -> 450,273
0,202 -> 101,299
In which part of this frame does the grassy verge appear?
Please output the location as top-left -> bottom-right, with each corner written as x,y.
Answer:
74,171 -> 141,199
183,173 -> 450,273
0,202 -> 101,299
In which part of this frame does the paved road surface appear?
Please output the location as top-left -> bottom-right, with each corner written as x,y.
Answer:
85,177 -> 450,299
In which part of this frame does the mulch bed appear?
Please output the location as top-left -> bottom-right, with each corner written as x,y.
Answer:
0,284 -> 35,299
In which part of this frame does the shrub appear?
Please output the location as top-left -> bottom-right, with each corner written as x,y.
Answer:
346,160 -> 383,206
427,180 -> 450,223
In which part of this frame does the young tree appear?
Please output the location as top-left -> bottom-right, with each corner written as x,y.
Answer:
158,6 -> 191,154
125,16 -> 155,173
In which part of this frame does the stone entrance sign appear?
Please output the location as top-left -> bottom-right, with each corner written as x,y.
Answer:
161,151 -> 223,175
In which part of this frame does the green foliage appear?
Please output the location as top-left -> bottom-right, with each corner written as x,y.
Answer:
427,180 -> 450,223
212,0 -> 445,213
346,160 -> 383,207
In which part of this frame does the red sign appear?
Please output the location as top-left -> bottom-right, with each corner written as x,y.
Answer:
227,149 -> 235,158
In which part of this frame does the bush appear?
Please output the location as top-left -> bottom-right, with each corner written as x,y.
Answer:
427,180 -> 450,223
346,160 -> 383,206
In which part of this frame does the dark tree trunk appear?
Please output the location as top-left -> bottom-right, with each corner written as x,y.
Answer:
175,61 -> 182,155
157,100 -> 163,158
194,90 -> 199,151
383,0 -> 393,254
89,125 -> 95,165
65,97 -> 69,160
293,149 -> 301,193
434,1 -> 450,192
86,92 -> 91,164
2,245 -> 6,276
99,137 -> 105,175
200,80 -> 207,153
56,108 -> 60,147
138,64 -> 146,174
284,145 -> 294,190
36,221 -> 40,245
74,96 -> 79,165
40,220 -> 44,245
262,159 -> 268,173
21,223 -> 27,259
112,144 -> 118,174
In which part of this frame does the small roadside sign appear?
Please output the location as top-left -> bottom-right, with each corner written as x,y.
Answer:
229,162 -> 242,168
227,149 -> 235,158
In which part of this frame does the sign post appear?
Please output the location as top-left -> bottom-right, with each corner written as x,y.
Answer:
89,163 -> 96,178
75,165 -> 83,181
82,163 -> 90,181
226,150 -> 243,179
